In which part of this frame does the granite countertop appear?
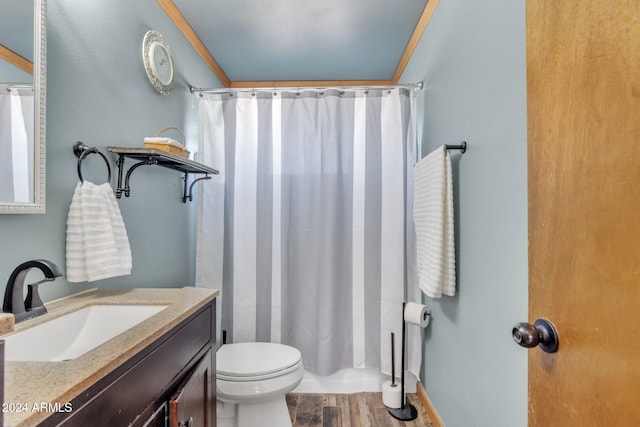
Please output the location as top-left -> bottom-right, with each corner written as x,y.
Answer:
0,287 -> 218,427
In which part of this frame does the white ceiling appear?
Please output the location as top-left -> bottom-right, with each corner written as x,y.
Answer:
171,0 -> 430,83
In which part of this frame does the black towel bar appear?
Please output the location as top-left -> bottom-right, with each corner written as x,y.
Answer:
444,141 -> 467,153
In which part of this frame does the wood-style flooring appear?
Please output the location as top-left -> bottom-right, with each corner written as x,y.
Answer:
287,393 -> 433,427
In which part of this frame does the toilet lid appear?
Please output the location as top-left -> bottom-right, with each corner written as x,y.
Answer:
217,342 -> 302,378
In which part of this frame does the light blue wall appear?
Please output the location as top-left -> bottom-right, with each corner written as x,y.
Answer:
0,0 -> 221,302
0,63 -> 32,83
400,1 -> 528,426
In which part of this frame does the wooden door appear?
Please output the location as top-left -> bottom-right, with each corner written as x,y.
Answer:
527,1 -> 640,426
169,349 -> 214,427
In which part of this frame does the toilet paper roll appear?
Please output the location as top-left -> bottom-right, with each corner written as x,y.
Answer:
382,380 -> 402,409
404,302 -> 430,327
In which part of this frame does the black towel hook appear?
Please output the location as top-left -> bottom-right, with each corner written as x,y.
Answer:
73,141 -> 112,183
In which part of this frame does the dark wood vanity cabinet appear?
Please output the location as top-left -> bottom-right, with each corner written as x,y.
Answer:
141,402 -> 167,427
142,349 -> 213,427
168,348 -> 213,427
40,300 -> 216,427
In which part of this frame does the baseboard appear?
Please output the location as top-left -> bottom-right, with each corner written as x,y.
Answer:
416,383 -> 445,427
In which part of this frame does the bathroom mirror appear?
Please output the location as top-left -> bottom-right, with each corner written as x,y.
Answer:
0,0 -> 46,213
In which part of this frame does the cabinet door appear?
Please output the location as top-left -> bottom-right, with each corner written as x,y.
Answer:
142,402 -> 168,427
169,349 -> 213,427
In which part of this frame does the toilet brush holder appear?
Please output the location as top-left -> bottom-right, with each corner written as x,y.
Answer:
388,302 -> 418,421
389,403 -> 418,421
382,333 -> 402,409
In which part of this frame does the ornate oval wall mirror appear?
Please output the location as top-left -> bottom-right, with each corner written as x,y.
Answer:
0,0 -> 46,213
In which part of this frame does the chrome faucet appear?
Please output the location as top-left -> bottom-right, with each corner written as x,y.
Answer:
2,259 -> 62,323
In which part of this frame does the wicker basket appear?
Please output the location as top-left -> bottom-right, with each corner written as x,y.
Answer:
144,127 -> 190,158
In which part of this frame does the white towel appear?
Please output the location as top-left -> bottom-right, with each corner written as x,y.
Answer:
143,137 -> 184,148
66,181 -> 132,282
413,146 -> 456,298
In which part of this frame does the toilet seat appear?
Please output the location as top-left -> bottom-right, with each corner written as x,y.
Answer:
217,342 -> 302,382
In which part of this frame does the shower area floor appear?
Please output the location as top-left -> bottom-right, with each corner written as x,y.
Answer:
291,368 -> 418,394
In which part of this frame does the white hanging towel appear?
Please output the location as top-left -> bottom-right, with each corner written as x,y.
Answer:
413,146 -> 456,298
66,181 -> 132,282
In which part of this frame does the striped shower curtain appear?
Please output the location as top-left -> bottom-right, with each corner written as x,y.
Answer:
0,87 -> 34,203
196,88 -> 421,377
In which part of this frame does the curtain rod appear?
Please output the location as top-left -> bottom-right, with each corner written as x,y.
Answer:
190,81 -> 423,95
1,83 -> 33,91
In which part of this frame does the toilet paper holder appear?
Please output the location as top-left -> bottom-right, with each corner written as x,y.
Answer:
387,302 -> 430,421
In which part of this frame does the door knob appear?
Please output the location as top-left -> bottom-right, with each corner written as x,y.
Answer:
512,318 -> 559,353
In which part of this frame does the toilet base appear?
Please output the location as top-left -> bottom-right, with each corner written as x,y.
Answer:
217,396 -> 293,427
216,400 -> 237,427
239,397 -> 293,427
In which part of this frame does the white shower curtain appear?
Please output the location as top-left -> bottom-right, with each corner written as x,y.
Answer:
0,86 -> 34,203
196,87 -> 421,377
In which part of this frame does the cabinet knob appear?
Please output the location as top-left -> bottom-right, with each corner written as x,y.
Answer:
178,417 -> 193,427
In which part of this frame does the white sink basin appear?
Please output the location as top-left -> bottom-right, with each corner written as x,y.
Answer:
2,305 -> 167,362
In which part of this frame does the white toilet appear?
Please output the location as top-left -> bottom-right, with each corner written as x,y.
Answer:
216,342 -> 304,427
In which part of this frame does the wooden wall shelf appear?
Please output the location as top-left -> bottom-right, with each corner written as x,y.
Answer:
107,147 -> 219,203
